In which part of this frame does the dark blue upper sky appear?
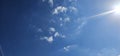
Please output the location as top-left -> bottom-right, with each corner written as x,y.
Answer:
1,0 -> 120,56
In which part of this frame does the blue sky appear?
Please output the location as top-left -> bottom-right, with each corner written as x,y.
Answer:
1,0 -> 120,56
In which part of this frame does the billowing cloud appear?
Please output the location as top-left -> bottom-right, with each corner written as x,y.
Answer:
53,6 -> 68,15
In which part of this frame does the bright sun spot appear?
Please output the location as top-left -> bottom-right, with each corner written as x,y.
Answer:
113,4 -> 120,14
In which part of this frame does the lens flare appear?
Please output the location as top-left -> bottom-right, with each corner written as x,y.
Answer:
113,4 -> 120,14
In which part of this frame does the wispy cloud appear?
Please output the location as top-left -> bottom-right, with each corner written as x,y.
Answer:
62,45 -> 78,52
87,10 -> 114,19
64,17 -> 70,22
60,34 -> 66,38
37,28 -> 43,32
42,0 -> 45,2
41,0 -> 53,7
78,48 -> 120,56
0,45 -> 4,56
63,46 -> 71,51
69,6 -> 78,13
53,6 -> 68,15
95,48 -> 120,56
59,17 -> 71,26
69,0 -> 77,2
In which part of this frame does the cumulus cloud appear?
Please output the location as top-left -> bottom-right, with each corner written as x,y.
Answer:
54,31 -> 66,38
53,6 -> 68,15
39,27 -> 66,43
54,32 -> 60,37
40,32 -> 66,43
40,36 -> 54,43
49,27 -> 56,32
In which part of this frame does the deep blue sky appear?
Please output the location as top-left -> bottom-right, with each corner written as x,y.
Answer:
1,0 -> 120,56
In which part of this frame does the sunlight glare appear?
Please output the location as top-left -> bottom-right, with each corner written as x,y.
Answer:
113,4 -> 120,14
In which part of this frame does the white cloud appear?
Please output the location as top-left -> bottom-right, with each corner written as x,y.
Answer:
63,45 -> 78,52
61,34 -> 66,38
69,0 -> 77,2
60,18 -> 63,21
64,17 -> 70,22
74,18 -> 87,35
50,19 -> 56,23
95,48 -> 120,56
37,28 -> 42,32
41,0 -> 53,7
58,17 -> 71,27
49,27 -> 56,32
42,0 -> 45,2
63,46 -> 71,51
40,36 -> 54,43
53,6 -> 68,15
77,21 -> 86,30
54,32 -> 60,37
0,45 -> 4,56
60,23 -> 63,27
69,6 -> 78,12
59,18 -> 63,27
81,48 -> 120,56
48,0 -> 54,7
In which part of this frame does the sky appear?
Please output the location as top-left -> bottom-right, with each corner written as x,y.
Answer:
1,0 -> 120,56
